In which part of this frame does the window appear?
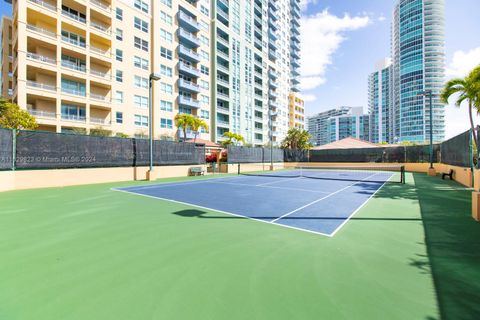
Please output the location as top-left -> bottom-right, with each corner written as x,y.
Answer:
200,35 -> 209,46
160,83 -> 173,94
201,95 -> 209,104
134,0 -> 149,13
134,75 -> 149,88
116,70 -> 123,82
134,56 -> 149,70
160,29 -> 172,42
200,5 -> 209,17
179,106 -> 192,114
134,114 -> 148,127
200,65 -> 209,75
160,64 -> 172,77
200,21 -> 209,32
160,118 -> 173,129
200,80 -> 209,89
201,50 -> 209,60
160,100 -> 173,111
200,110 -> 209,119
160,47 -> 172,60
116,112 -> 123,123
61,78 -> 86,96
160,11 -> 172,25
115,49 -> 123,62
134,95 -> 149,108
116,28 -> 123,41
160,0 -> 172,8
116,8 -> 123,20
116,91 -> 124,103
134,17 -> 149,33
61,30 -> 86,47
134,36 -> 149,52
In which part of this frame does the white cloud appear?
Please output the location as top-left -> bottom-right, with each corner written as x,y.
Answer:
300,0 -> 318,12
378,15 -> 386,22
300,10 -> 370,92
302,94 -> 317,102
444,47 -> 480,139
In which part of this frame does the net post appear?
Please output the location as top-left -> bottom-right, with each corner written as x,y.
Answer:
12,129 -> 16,171
401,165 -> 405,184
238,163 -> 240,175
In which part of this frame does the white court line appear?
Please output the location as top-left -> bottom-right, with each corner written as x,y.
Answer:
270,172 -> 379,223
111,188 -> 333,237
328,173 -> 395,237
206,180 -> 331,194
115,176 -> 243,191
255,176 -> 303,187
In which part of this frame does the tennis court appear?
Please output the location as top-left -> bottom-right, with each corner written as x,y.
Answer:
114,165 -> 404,236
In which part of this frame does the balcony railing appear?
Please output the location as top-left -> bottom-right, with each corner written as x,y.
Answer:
90,0 -> 111,12
62,9 -> 86,23
178,79 -> 200,92
27,24 -> 56,38
62,87 -> 86,97
91,21 -> 111,34
90,93 -> 110,101
90,46 -> 110,56
217,120 -> 230,127
27,52 -> 56,65
27,80 -> 56,92
90,69 -> 110,78
28,109 -> 56,119
90,117 -> 111,125
62,36 -> 86,48
28,0 -> 56,11
61,61 -> 86,72
178,96 -> 200,108
62,114 -> 86,122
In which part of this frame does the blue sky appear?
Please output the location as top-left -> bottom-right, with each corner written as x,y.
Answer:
300,0 -> 480,139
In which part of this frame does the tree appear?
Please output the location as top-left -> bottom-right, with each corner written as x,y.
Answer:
0,98 -> 38,130
222,131 -> 245,146
174,113 -> 195,142
90,127 -> 112,137
281,128 -> 313,149
190,117 -> 209,143
440,64 -> 480,146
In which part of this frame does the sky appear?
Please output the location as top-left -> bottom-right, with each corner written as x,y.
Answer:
300,0 -> 480,139
1,1 -> 479,139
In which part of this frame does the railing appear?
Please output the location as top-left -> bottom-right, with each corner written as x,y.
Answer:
91,21 -> 111,34
217,120 -> 230,127
28,0 -> 56,11
217,78 -> 229,87
62,87 -> 86,97
90,0 -> 111,11
178,45 -> 200,60
178,28 -> 200,44
179,62 -> 200,75
27,109 -> 56,118
62,9 -> 86,23
179,79 -> 200,90
62,36 -> 86,48
27,24 -> 56,38
217,35 -> 229,46
61,114 -> 86,122
90,46 -> 109,55
217,92 -> 229,99
27,80 -> 56,92
179,96 -> 200,108
61,61 -> 86,72
178,11 -> 200,29
90,69 -> 110,78
217,106 -> 229,113
90,93 -> 110,101
27,52 -> 56,65
90,117 -> 110,125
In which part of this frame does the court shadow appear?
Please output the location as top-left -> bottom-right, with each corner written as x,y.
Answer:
173,209 -> 208,218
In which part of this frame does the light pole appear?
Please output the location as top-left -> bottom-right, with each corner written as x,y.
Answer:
417,90 -> 434,170
269,110 -> 277,171
147,73 -> 161,180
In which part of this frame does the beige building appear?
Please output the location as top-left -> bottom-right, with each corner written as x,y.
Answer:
288,92 -> 304,130
5,0 -> 211,139
1,16 -> 13,100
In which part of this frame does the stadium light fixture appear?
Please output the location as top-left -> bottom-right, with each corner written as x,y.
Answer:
417,90 -> 434,169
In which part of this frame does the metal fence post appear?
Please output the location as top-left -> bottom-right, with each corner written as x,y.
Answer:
12,129 -> 16,171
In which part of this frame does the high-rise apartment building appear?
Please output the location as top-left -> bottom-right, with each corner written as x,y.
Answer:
288,92 -> 304,130
210,0 -> 301,146
368,58 -> 393,143
307,106 -> 364,146
1,16 -> 13,99
391,0 -> 445,143
327,111 -> 370,143
3,0 -> 301,143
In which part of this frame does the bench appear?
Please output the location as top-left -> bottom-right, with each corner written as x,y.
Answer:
189,166 -> 205,176
442,169 -> 454,180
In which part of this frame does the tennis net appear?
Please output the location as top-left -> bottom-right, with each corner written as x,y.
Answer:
238,164 -> 405,184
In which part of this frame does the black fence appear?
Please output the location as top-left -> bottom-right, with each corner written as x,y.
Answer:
0,129 -> 205,170
440,129 -> 472,167
227,146 -> 283,164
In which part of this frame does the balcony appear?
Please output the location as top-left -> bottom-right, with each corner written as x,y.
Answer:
28,0 -> 57,12
26,52 -> 56,65
217,63 -> 229,74
90,21 -> 111,35
62,87 -> 86,97
268,68 -> 278,79
269,79 -> 278,89
90,93 -> 110,102
90,0 -> 111,13
90,46 -> 111,58
177,28 -> 200,48
62,114 -> 86,122
291,59 -> 300,68
26,80 -> 56,92
217,119 -> 230,127
178,11 -> 200,33
27,109 -> 56,119
178,96 -> 200,109
217,77 -> 229,88
27,24 -> 56,39
62,9 -> 86,24
178,79 -> 200,93
291,3 -> 300,18
269,90 -> 278,98
217,8 -> 229,26
291,40 -> 300,51
90,117 -> 111,125
268,50 -> 277,61
268,8 -> 278,21
217,35 -> 229,47
62,36 -> 86,49
178,62 -> 201,78
61,60 -> 87,73
268,37 -> 277,50
90,69 -> 111,80
178,45 -> 200,63
217,50 -> 229,61
217,91 -> 229,100
217,105 -> 229,114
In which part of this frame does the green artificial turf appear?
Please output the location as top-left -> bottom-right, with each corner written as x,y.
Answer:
0,172 -> 477,319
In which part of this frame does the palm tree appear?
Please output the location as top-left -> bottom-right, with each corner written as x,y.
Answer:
191,118 -> 209,143
441,65 -> 480,146
281,128 -> 312,149
222,131 -> 245,146
174,113 -> 195,142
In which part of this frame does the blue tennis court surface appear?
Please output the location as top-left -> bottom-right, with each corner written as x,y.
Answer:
114,169 -> 396,236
